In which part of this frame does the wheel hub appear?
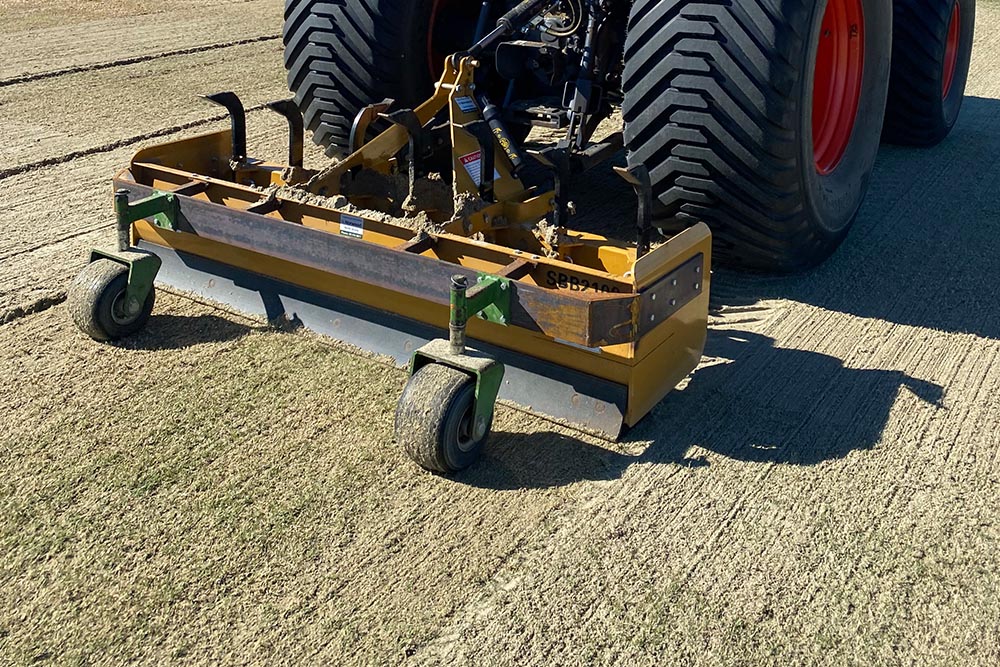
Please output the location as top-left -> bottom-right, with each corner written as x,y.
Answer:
111,290 -> 139,325
812,0 -> 866,175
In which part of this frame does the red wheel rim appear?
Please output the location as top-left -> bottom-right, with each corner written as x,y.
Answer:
428,0 -> 476,80
812,0 -> 866,175
942,3 -> 962,99
428,0 -> 447,80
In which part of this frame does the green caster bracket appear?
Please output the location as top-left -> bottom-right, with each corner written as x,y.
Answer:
94,188 -> 175,316
68,188 -> 172,341
396,273 -> 510,473
86,248 -> 162,322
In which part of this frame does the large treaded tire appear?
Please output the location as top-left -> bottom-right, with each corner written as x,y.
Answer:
883,0 -> 976,147
621,0 -> 893,272
283,0 -> 435,156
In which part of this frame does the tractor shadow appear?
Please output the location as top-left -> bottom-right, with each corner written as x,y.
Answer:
469,328 -> 944,491
465,98 -> 996,489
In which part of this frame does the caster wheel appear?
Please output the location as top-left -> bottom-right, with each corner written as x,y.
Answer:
68,259 -> 155,342
395,363 -> 492,473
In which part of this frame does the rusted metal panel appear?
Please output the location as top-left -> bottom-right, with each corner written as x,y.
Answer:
636,254 -> 706,338
118,179 -> 637,347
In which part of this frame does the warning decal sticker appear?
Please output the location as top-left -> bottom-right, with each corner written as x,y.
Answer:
459,151 -> 502,187
455,97 -> 478,114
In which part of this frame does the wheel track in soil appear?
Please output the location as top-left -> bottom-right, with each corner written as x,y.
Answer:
0,105 -> 272,181
0,24 -> 304,323
0,0 -> 282,80
0,111 -> 314,326
0,39 -> 291,176
0,35 -> 281,89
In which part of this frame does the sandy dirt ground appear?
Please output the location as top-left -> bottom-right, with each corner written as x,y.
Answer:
0,1 -> 279,82
2,1 -> 1000,664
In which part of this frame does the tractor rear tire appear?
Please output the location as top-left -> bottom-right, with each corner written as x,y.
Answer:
283,0 -> 436,156
621,0 -> 893,272
883,0 -> 976,147
284,0 -> 492,156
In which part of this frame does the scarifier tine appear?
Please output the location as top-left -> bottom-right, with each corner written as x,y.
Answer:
265,100 -> 305,169
201,92 -> 246,165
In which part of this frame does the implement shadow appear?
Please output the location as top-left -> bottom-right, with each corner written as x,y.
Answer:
467,328 -> 943,490
119,313 -> 256,351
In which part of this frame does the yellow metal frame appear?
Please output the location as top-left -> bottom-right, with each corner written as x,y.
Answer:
118,55 -> 713,429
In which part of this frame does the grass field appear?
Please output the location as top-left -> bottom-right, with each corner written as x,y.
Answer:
2,1 -> 1000,664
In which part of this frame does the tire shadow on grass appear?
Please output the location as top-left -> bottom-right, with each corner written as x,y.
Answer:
114,313 -> 258,351
466,329 -> 944,490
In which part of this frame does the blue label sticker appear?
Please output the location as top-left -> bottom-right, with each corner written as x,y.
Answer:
340,214 -> 364,239
455,96 -> 478,114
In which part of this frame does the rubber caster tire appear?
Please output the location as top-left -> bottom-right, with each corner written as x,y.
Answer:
68,259 -> 155,342
395,363 -> 491,473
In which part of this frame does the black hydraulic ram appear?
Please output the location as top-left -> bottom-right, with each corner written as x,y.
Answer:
468,0 -> 555,57
479,94 -> 525,175
465,0 -> 554,175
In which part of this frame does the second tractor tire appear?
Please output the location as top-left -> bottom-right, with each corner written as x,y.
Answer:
622,0 -> 893,272
284,0 -> 435,156
883,0 -> 976,146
